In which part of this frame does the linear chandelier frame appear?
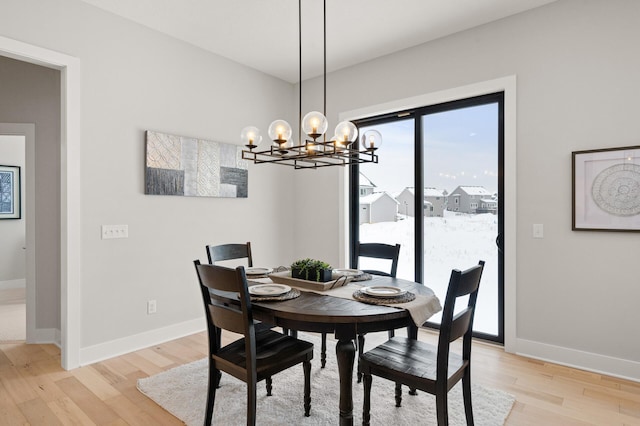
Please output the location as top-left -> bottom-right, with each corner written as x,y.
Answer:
241,0 -> 381,170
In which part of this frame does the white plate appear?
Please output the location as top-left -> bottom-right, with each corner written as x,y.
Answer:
333,268 -> 363,277
248,284 -> 291,296
362,286 -> 407,298
245,267 -> 273,276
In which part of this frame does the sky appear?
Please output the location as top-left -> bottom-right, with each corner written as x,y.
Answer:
359,102 -> 499,195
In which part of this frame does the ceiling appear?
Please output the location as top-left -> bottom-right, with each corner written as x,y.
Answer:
79,0 -> 557,83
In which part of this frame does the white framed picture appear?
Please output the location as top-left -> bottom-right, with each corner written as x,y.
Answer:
572,145 -> 640,231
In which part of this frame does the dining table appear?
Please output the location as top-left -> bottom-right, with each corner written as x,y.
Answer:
231,272 -> 442,426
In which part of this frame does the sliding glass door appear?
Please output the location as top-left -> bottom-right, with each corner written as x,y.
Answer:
350,93 -> 504,342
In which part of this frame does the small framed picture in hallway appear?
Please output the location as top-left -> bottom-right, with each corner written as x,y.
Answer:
0,165 -> 20,220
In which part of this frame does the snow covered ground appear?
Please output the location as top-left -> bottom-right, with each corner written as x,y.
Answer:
359,211 -> 499,335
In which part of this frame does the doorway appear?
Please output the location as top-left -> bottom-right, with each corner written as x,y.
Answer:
0,35 -> 81,369
0,133 -> 27,342
0,124 -> 35,343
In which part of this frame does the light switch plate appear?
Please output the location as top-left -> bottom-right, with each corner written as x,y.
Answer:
101,224 -> 129,239
533,223 -> 544,238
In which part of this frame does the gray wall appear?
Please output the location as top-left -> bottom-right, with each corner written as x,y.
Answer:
0,0 -> 296,354
0,57 -> 61,329
294,0 -> 640,377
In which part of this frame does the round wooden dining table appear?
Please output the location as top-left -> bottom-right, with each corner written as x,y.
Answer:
245,275 -> 438,426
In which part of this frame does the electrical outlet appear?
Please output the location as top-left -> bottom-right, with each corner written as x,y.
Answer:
533,223 -> 544,239
101,224 -> 129,239
147,300 -> 157,314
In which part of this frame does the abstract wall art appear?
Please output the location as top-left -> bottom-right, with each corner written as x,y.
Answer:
572,145 -> 640,231
145,131 -> 248,198
0,165 -> 21,219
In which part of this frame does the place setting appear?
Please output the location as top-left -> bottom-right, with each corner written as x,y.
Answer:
247,283 -> 300,302
352,285 -> 416,304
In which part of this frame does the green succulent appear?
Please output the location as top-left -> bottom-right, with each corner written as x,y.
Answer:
291,258 -> 332,281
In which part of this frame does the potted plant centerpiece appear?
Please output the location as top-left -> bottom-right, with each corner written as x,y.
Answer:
291,258 -> 333,282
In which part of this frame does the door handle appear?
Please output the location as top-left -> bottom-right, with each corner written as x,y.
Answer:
495,233 -> 503,253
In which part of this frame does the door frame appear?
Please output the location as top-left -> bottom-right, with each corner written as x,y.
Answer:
338,76 -> 517,352
0,36 -> 82,369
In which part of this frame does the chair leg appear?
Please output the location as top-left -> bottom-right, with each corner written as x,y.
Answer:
320,333 -> 327,368
363,373 -> 372,426
247,378 -> 257,426
462,368 -> 474,426
395,382 -> 402,407
435,389 -> 448,426
303,360 -> 311,417
205,362 -> 220,426
265,376 -> 272,396
356,333 -> 365,383
388,329 -> 395,338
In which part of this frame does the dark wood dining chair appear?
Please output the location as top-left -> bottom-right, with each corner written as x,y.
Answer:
206,242 -> 253,267
194,260 -> 313,426
320,242 -> 401,380
359,260 -> 485,426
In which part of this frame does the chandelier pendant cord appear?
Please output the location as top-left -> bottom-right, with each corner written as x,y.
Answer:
298,0 -> 302,144
323,0 -> 327,142
298,0 -> 327,144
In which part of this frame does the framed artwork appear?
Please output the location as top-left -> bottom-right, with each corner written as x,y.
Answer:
145,131 -> 248,198
572,145 -> 640,231
0,165 -> 21,219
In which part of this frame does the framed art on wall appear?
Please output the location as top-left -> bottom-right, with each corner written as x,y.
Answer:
572,145 -> 640,231
145,131 -> 248,198
0,165 -> 21,220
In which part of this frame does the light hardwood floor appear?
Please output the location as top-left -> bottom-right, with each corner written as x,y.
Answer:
0,329 -> 638,425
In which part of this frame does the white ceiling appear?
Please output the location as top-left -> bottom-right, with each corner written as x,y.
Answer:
79,0 -> 557,83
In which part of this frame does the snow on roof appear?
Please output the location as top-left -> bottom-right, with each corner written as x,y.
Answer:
457,186 -> 490,196
481,198 -> 497,203
359,172 -> 376,188
398,187 -> 444,197
424,187 -> 445,197
360,192 -> 399,205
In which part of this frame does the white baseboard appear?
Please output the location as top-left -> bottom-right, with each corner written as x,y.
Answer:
78,318 -> 206,367
28,328 -> 61,347
0,279 -> 26,290
516,338 -> 640,383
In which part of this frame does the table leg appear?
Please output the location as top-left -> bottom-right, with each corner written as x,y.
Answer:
336,338 -> 356,426
408,323 -> 418,396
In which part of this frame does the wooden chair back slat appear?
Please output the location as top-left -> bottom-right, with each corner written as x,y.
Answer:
356,242 -> 401,278
209,303 -> 245,335
448,308 -> 473,343
207,242 -> 253,267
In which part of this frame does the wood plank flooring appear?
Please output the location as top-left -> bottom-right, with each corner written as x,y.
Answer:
0,329 -> 638,425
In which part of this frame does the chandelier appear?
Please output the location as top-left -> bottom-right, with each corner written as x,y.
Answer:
240,0 -> 382,169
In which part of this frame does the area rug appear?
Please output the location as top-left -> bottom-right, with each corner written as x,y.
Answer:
137,334 -> 515,425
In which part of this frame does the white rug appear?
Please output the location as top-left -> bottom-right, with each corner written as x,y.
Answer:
138,333 -> 515,425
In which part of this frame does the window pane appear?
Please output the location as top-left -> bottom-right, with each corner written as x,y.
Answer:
422,103 -> 499,336
358,119 -> 415,280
